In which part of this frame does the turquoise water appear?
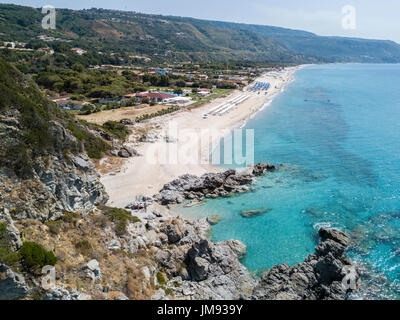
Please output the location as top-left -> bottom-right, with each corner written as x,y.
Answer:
175,64 -> 400,299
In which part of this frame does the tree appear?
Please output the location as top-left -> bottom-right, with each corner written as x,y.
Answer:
72,63 -> 84,72
158,74 -> 170,87
174,88 -> 183,94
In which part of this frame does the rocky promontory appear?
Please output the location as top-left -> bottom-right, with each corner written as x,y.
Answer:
154,163 -> 276,205
248,228 -> 360,300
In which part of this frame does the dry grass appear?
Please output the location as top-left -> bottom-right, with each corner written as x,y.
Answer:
94,156 -> 125,175
14,210 -> 156,300
77,105 -> 171,125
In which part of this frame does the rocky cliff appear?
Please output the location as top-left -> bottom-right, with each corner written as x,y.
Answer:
0,58 -> 108,222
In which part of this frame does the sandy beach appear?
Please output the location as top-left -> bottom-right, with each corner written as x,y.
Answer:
101,66 -> 302,208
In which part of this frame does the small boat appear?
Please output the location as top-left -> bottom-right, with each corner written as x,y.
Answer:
203,113 -> 209,119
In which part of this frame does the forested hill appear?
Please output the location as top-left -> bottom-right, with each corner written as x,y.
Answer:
1,4 -> 400,63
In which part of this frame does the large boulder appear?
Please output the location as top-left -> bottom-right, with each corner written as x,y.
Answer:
81,259 -> 102,282
252,163 -> 276,176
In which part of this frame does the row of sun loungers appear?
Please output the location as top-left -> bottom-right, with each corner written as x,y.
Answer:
208,94 -> 250,116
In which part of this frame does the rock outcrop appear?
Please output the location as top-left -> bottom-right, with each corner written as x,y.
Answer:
0,153 -> 108,222
248,228 -> 360,300
0,58 -> 109,222
82,259 -> 102,282
0,264 -> 30,300
154,163 -> 276,205
152,217 -> 255,300
42,286 -> 91,301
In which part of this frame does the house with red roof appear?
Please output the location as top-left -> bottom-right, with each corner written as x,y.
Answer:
197,88 -> 211,97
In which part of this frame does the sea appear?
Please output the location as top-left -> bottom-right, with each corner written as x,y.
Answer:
175,64 -> 400,299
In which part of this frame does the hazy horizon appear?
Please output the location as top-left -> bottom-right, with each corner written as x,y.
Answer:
2,0 -> 400,43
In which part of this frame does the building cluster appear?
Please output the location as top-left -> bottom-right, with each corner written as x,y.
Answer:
37,35 -> 72,42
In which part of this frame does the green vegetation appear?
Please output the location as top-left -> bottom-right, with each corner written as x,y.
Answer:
66,119 -> 110,159
19,241 -> 57,271
2,4 -> 400,64
0,222 -> 20,266
156,272 -> 167,285
1,224 -> 58,270
0,57 -> 112,177
135,106 -> 180,123
45,211 -> 80,235
102,121 -> 130,140
100,206 -> 141,235
60,211 -> 81,224
74,240 -> 93,256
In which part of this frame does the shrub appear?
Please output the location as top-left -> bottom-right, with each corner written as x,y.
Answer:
75,240 -> 93,256
61,211 -> 80,224
45,220 -> 63,235
67,120 -> 110,159
19,241 -> 57,271
100,206 -> 141,235
156,272 -> 166,285
102,121 -> 130,140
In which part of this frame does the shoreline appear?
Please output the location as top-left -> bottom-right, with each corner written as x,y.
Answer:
101,65 -> 305,208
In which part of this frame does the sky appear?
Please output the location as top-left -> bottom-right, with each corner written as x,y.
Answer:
3,0 -> 400,43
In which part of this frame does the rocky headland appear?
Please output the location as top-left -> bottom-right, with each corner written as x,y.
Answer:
154,163 -> 277,206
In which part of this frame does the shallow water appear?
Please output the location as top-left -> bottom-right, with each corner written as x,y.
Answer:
175,64 -> 400,299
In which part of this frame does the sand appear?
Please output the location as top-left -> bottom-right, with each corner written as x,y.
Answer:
101,66 -> 302,208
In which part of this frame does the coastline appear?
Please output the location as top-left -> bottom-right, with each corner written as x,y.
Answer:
101,65 -> 304,208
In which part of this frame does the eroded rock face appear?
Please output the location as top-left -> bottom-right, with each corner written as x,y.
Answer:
151,217 -> 255,300
0,208 -> 23,251
0,264 -> 30,300
249,228 -> 360,300
0,153 -> 108,222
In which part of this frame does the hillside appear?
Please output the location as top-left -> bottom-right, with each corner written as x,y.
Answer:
0,56 -> 111,222
1,4 -> 400,63
209,20 -> 400,63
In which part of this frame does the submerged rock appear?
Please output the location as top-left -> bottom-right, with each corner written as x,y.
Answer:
240,207 -> 272,218
206,215 -> 221,225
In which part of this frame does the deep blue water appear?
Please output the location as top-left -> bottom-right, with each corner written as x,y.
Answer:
175,64 -> 400,299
